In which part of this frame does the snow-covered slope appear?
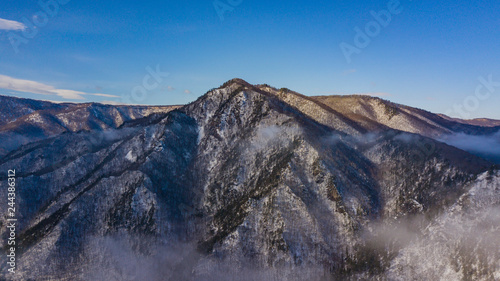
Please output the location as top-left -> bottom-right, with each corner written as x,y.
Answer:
0,95 -> 180,156
0,79 -> 498,280
311,94 -> 500,137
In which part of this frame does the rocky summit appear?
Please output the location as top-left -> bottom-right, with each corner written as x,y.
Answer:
0,79 -> 499,280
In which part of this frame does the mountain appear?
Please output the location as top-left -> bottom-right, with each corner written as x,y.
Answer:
257,85 -> 500,165
0,95 -> 66,127
0,95 -> 180,156
0,79 -> 499,280
438,114 -> 500,127
309,94 -> 500,136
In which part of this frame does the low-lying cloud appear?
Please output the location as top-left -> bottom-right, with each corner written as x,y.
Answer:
82,234 -> 330,281
251,124 -> 302,151
362,172 -> 500,280
439,131 -> 500,163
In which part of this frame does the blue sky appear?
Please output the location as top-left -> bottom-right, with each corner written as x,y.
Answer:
1,0 -> 499,119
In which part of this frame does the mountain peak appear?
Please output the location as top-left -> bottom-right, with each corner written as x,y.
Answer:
218,78 -> 252,89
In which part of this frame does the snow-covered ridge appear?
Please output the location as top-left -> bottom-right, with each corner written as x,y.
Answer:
0,79 -> 498,280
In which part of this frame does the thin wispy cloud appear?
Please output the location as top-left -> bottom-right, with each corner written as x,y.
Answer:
184,89 -> 192,94
0,74 -> 120,100
50,89 -> 87,100
0,18 -> 25,30
99,100 -> 128,105
92,93 -> 121,98
37,99 -> 69,104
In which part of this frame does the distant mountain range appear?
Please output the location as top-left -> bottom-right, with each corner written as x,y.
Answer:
0,94 -> 180,156
1,79 -> 499,280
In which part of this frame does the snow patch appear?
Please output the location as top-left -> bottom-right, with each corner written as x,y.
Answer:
125,150 -> 137,162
